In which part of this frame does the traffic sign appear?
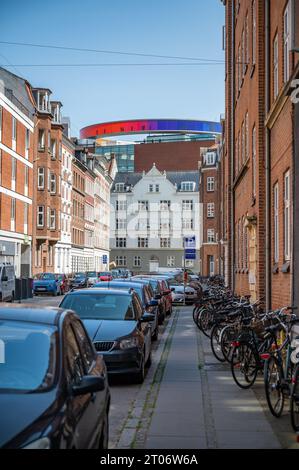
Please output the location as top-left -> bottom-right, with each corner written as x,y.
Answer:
184,236 -> 196,249
102,255 -> 108,265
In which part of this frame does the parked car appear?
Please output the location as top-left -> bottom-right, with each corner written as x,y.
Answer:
0,305 -> 110,449
94,280 -> 159,341
86,271 -> 101,286
147,275 -> 174,316
131,276 -> 167,324
0,264 -> 15,302
33,273 -> 61,296
60,288 -> 154,383
98,272 -> 113,282
69,272 -> 89,289
55,273 -> 69,295
170,282 -> 197,305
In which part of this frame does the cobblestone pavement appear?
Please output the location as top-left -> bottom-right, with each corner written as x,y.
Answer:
21,297 -> 299,449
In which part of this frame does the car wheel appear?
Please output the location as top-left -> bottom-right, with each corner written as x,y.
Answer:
134,355 -> 145,384
146,349 -> 152,368
99,411 -> 109,449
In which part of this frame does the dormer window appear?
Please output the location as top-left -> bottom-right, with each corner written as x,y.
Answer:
115,183 -> 125,192
205,152 -> 216,166
37,91 -> 51,113
51,102 -> 62,124
181,182 -> 195,192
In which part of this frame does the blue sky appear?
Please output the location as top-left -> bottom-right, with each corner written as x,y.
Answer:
1,0 -> 225,137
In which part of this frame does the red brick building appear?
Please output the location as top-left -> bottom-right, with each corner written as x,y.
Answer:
0,67 -> 35,279
221,0 -> 299,308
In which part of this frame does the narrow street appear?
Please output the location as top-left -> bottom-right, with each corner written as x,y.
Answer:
25,295 -> 299,449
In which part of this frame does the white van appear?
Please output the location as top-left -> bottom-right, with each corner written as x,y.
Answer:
0,264 -> 16,302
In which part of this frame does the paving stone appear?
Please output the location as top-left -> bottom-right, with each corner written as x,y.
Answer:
145,436 -> 208,449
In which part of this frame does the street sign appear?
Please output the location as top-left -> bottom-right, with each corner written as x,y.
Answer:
185,252 -> 196,260
102,255 -> 108,265
184,236 -> 196,249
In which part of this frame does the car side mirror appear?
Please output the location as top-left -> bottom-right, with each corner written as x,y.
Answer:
72,375 -> 105,396
141,313 -> 155,323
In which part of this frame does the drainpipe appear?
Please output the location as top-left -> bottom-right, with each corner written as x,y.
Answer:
231,0 -> 236,291
265,0 -> 271,311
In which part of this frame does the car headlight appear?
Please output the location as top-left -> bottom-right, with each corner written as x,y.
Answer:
23,437 -> 51,449
119,337 -> 139,350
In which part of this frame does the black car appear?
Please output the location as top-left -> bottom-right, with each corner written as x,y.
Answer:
0,304 -> 110,449
94,280 -> 160,340
70,272 -> 88,289
60,289 -> 154,383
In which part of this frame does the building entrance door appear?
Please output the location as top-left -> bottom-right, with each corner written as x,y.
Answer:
248,224 -> 257,302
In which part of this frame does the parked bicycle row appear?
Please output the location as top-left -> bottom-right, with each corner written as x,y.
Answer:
193,283 -> 299,437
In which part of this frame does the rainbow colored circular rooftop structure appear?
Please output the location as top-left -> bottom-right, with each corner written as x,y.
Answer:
80,119 -> 222,139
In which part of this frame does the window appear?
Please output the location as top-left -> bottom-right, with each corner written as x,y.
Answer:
12,116 -> 17,151
138,237 -> 148,248
241,121 -> 245,164
155,184 -> 160,192
252,125 -> 256,197
252,0 -> 256,65
24,203 -> 28,234
11,157 -> 16,190
205,152 -> 216,165
181,181 -> 195,192
38,129 -> 45,150
284,1 -> 291,83
11,197 -> 16,231
50,173 -> 56,194
207,177 -> 215,192
160,238 -> 170,248
115,256 -> 126,267
182,200 -> 193,211
208,255 -> 215,276
273,34 -> 279,99
134,256 -> 141,267
284,171 -> 290,260
149,184 -> 159,193
115,183 -> 125,192
245,13 -> 249,64
25,129 -> 30,159
245,112 -> 249,161
0,150 -> 2,185
37,206 -> 44,227
160,200 -> 171,211
149,184 -> 154,193
116,200 -> 127,211
50,139 -> 56,159
50,209 -> 56,230
116,219 -> 126,230
207,203 -> 215,218
244,224 -> 248,269
116,237 -> 126,248
182,219 -> 194,230
24,166 -> 28,196
207,229 -> 215,243
38,168 -> 45,190
0,106 -> 2,142
167,256 -> 175,267
137,218 -> 149,231
274,183 -> 279,263
138,200 -> 149,211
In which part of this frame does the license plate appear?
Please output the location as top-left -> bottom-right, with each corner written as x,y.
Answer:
37,287 -> 46,291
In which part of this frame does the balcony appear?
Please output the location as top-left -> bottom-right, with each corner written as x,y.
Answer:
51,101 -> 62,124
33,89 -> 52,114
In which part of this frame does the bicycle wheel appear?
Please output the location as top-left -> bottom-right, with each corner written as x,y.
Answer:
221,324 -> 237,363
193,305 -> 201,326
290,365 -> 299,431
231,342 -> 258,389
210,324 -> 226,362
198,308 -> 214,338
264,356 -> 284,418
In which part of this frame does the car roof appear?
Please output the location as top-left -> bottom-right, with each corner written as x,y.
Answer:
67,288 -> 133,295
0,304 -> 66,325
95,281 -> 144,290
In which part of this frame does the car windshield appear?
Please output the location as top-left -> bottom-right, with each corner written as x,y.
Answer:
99,272 -> 110,276
74,273 -> 85,279
110,284 -> 144,304
40,273 -> 55,281
61,293 -> 136,321
0,321 -> 56,393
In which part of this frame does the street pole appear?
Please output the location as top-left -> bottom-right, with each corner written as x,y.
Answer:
183,238 -> 186,306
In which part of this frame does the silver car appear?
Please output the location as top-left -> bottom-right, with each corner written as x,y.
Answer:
170,284 -> 197,305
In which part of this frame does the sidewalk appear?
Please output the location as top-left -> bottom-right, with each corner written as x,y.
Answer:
146,306 -> 293,449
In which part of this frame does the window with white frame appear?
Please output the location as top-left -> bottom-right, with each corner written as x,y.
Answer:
38,129 -> 45,150
284,1 -> 291,83
50,209 -> 56,230
182,200 -> 193,211
252,125 -> 256,197
116,219 -> 126,230
207,177 -> 215,192
134,256 -> 141,267
0,106 -> 2,142
138,237 -> 148,248
160,238 -> 170,248
11,197 -> 16,231
208,255 -> 215,276
24,203 -> 28,235
274,183 -> 279,263
155,184 -> 160,192
205,152 -> 216,166
0,150 -> 2,185
207,202 -> 215,218
115,256 -> 126,267
241,120 -> 245,164
182,219 -> 194,230
116,237 -> 127,248
50,139 -> 56,159
284,171 -> 291,260
50,173 -> 56,194
11,157 -> 16,191
116,200 -> 127,211
207,229 -> 215,243
37,206 -> 44,227
115,183 -> 125,192
149,184 -> 154,193
160,200 -> 171,211
137,218 -> 149,231
24,166 -> 28,196
181,181 -> 195,192
25,129 -> 30,159
245,112 -> 249,161
12,116 -> 17,151
38,167 -> 45,190
252,0 -> 256,65
167,256 -> 175,267
185,259 -> 194,268
273,34 -> 279,99
138,200 -> 149,211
